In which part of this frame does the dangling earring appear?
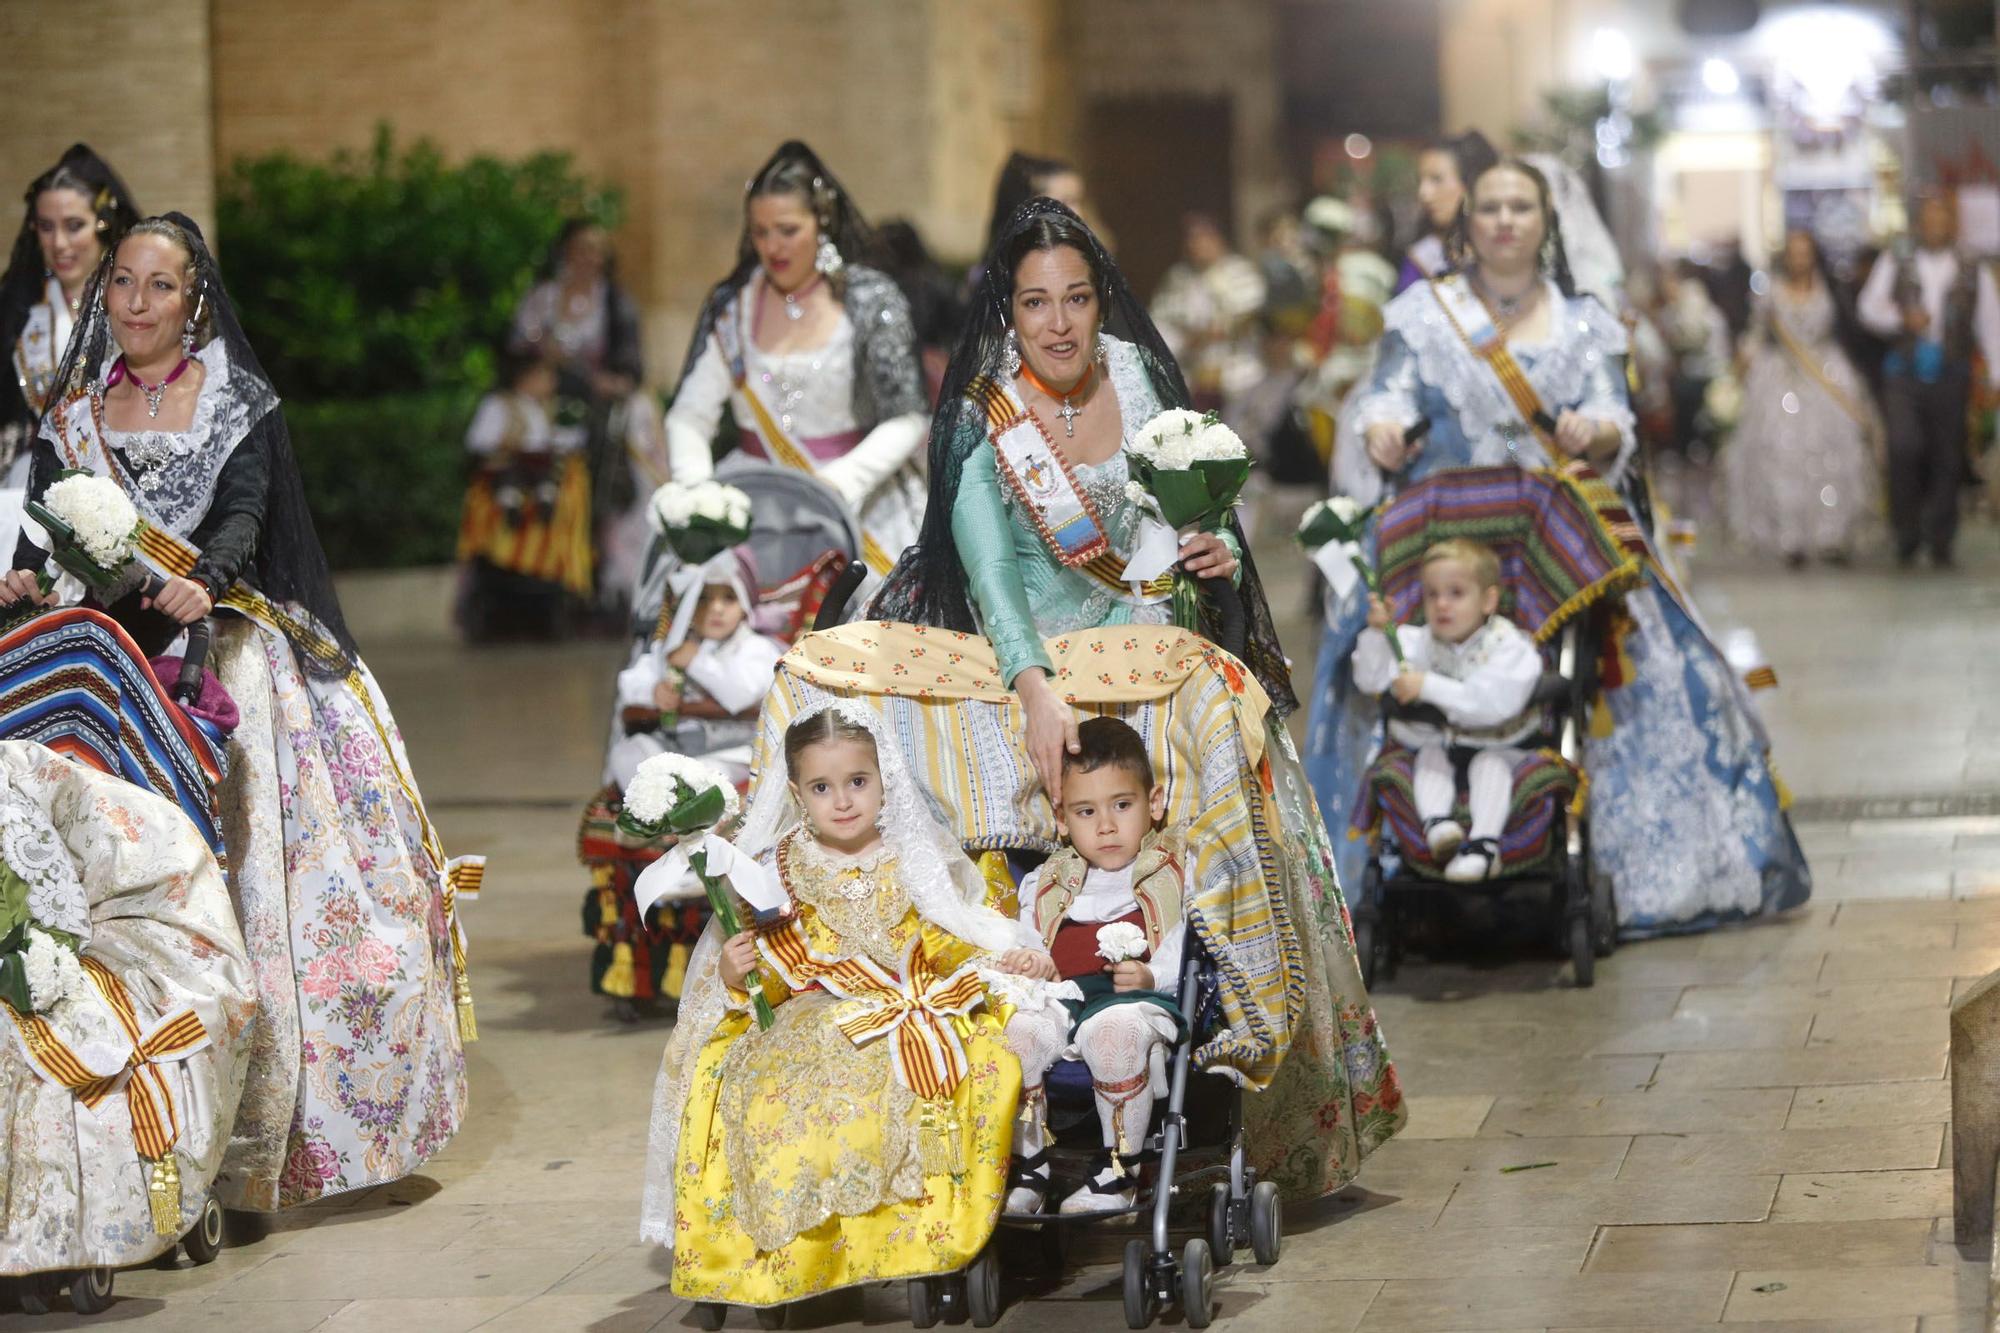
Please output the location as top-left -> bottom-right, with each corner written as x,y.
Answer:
180,318 -> 196,358
1095,334 -> 1108,367
814,234 -> 843,279
1002,328 -> 1022,379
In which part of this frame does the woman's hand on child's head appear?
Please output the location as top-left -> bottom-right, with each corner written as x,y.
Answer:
998,947 -> 1060,981
1109,960 -> 1155,993
1366,595 -> 1390,630
718,931 -> 758,990
1388,668 -> 1425,706
652,678 -> 682,713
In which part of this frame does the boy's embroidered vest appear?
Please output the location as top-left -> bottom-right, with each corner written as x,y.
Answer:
1893,253 -> 1982,363
1031,827 -> 1186,953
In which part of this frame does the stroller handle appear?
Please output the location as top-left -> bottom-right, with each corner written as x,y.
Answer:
142,572 -> 215,706
1199,576 -> 1249,660
812,560 -> 870,632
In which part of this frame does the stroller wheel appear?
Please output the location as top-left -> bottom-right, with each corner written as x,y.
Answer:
1206,1182 -> 1234,1259
754,1303 -> 786,1330
1249,1180 -> 1283,1266
17,1272 -> 60,1315
1568,913 -> 1595,988
1353,915 -> 1379,989
69,1268 -> 114,1316
182,1196 -> 226,1266
966,1242 -> 1003,1328
1591,869 -> 1618,958
1180,1238 -> 1216,1329
1122,1237 -> 1157,1329
691,1301 -> 726,1331
907,1277 -> 941,1328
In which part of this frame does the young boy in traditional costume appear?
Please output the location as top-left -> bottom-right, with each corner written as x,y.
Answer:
1000,717 -> 1189,1217
1353,537 -> 1543,882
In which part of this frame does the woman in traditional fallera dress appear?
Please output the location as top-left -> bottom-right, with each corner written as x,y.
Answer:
509,218 -> 664,606
1,215 -> 476,1210
1309,159 -> 1810,936
1396,131 -> 1497,295
871,199 -> 1404,1200
1722,227 -> 1879,564
666,141 -> 928,587
0,146 -> 141,555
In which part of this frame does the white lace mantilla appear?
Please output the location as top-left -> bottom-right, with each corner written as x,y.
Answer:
1351,278 -> 1634,478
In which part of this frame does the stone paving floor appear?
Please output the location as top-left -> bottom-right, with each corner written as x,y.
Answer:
6,507 -> 1997,1332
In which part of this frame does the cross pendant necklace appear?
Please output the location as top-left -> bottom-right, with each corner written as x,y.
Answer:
1020,362 -> 1096,438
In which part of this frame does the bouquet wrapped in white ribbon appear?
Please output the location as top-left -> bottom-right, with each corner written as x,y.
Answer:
1121,409 -> 1252,628
623,752 -> 778,1029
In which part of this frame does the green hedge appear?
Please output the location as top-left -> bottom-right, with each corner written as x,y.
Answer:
217,127 -> 620,568
287,388 -> 479,570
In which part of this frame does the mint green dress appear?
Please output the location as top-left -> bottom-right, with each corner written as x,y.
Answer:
949,335 -> 1405,1199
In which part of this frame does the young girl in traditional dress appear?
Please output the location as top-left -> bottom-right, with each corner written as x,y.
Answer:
647,700 -> 1053,1312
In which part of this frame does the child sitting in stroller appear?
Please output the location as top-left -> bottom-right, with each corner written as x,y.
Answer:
609,545 -> 783,790
1353,538 -> 1542,883
1001,718 -> 1188,1218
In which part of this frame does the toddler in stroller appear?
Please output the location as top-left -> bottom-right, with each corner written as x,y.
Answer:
1000,717 -> 1188,1219
1353,538 -> 1543,883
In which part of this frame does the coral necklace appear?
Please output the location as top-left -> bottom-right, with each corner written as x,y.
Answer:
107,355 -> 192,419
1020,362 -> 1096,437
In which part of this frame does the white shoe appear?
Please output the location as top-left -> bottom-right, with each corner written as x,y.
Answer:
1443,842 -> 1497,883
1424,817 -> 1466,860
1059,1163 -> 1137,1216
1006,1150 -> 1050,1215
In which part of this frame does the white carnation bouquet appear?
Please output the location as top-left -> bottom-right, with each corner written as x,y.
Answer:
648,480 -> 752,565
1121,409 -> 1253,629
621,752 -> 775,1029
26,470 -> 143,596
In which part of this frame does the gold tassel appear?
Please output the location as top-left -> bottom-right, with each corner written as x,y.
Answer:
147,1154 -> 180,1237
600,941 -> 636,1000
455,964 -> 478,1042
918,1101 -> 965,1176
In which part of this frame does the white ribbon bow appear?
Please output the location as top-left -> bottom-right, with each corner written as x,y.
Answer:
633,831 -> 784,918
1123,516 -> 1184,597
1309,539 -> 1366,600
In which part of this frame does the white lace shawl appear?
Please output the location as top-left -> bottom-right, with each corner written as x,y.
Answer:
638,698 -> 1038,1245
41,340 -> 276,538
0,783 -> 89,944
1337,278 -> 1636,506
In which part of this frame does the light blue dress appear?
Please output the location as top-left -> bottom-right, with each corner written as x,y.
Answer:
1307,277 -> 1810,936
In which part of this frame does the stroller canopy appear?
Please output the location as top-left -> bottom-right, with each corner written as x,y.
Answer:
1375,465 -> 1643,642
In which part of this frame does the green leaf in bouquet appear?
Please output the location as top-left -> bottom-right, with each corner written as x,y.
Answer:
0,951 -> 29,1017
666,515 -> 751,568
1146,468 -> 1227,531
0,863 -> 30,941
665,778 -> 728,835
1194,457 -> 1252,516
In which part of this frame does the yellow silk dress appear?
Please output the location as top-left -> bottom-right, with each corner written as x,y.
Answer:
669,831 -> 1021,1306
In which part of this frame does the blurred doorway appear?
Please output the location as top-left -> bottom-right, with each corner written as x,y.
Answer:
1083,96 -> 1235,305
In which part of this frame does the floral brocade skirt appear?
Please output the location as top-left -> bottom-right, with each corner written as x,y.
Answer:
670,992 -> 1018,1307
209,616 -> 466,1210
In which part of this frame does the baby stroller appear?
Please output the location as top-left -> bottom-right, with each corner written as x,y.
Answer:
750,584 -> 1286,1329
579,460 -> 860,1009
1349,466 -> 1641,988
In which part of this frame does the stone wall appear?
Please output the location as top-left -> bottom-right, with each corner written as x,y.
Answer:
207,0 -> 1075,381
0,0 -> 216,239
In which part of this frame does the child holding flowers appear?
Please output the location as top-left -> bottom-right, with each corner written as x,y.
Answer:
650,700 -> 1056,1312
998,717 -> 1188,1217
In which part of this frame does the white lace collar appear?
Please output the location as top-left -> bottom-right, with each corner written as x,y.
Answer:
45,339 -> 278,538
